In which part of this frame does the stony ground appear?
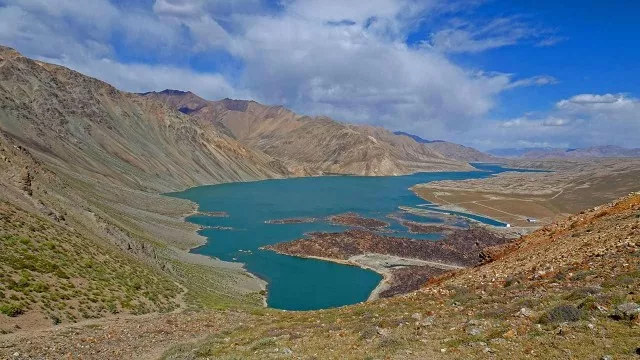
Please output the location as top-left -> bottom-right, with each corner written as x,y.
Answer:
4,194 -> 636,359
0,201 -> 182,332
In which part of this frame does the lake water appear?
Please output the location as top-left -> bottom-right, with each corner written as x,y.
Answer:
169,163 -> 531,310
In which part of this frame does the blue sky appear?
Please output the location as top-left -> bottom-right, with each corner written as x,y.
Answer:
0,0 -> 638,150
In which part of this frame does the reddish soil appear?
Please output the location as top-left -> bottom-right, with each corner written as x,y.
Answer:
401,221 -> 460,234
266,227 -> 510,267
380,266 -> 449,298
328,213 -> 389,229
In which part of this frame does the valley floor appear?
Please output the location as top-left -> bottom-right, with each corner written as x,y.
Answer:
412,158 -> 640,228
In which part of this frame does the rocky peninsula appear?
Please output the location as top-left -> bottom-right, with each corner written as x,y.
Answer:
264,227 -> 511,299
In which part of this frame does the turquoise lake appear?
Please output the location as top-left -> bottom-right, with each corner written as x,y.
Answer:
170,164 -> 532,311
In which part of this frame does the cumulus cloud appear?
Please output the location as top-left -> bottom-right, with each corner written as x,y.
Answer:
0,0 -> 566,144
461,93 -> 640,150
230,8 -> 516,131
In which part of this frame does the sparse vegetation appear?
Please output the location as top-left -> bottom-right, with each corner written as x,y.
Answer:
0,202 -> 181,323
0,303 -> 24,317
538,304 -> 584,324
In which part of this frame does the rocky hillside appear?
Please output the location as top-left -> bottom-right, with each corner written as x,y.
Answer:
394,131 -> 495,162
3,193 -> 638,359
144,91 -> 472,176
422,141 -> 495,162
0,46 -> 288,193
0,46 -> 283,329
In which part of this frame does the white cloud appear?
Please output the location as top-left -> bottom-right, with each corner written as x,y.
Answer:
0,0 -> 566,145
536,36 -> 567,47
224,1 -> 559,135
47,56 -> 241,100
556,93 -> 639,123
427,16 -> 561,53
153,0 -> 203,18
505,75 -> 558,89
541,117 -> 572,126
560,93 -> 621,104
461,93 -> 640,150
233,13 -> 509,129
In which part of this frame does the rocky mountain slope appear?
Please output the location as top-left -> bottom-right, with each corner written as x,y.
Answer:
394,131 -> 495,162
423,141 -> 495,162
3,193 -> 638,359
0,46 -> 285,329
0,47 -> 288,192
144,91 -> 473,176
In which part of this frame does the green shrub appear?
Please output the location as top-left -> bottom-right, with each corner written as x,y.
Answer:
539,304 -> 583,324
250,337 -> 276,350
54,268 -> 69,279
566,286 -> 601,301
0,303 -> 24,317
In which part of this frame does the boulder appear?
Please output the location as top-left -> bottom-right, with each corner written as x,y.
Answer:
612,302 -> 640,320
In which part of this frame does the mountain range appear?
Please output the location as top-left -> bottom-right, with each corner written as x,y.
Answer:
1,45 -> 640,359
489,145 -> 640,159
392,131 -> 496,162
0,46 -> 287,193
143,90 -> 472,176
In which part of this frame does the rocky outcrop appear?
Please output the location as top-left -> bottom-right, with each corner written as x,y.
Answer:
328,213 -> 389,229
266,227 -> 510,267
20,166 -> 32,195
265,226 -> 510,298
379,266 -> 448,298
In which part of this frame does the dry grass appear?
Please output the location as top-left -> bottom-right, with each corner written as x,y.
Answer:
160,193 -> 640,360
413,158 -> 640,227
0,202 -> 181,328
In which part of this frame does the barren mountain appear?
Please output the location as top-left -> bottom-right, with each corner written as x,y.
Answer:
423,141 -> 495,162
489,145 -> 640,159
393,131 -> 495,162
145,91 -> 473,176
0,46 -> 288,193
0,46 -> 284,328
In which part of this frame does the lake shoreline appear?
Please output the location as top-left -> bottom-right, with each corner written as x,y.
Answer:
172,163 -> 529,310
184,203 -> 269,307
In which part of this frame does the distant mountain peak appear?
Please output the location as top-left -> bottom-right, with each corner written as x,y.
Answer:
488,145 -> 640,158
221,98 -> 251,112
138,89 -> 194,97
393,131 -> 443,144
393,131 -> 494,162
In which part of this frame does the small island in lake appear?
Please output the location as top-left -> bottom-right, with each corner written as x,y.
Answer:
327,212 -> 390,229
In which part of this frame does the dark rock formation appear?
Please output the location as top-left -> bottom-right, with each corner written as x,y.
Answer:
266,227 -> 510,267
328,213 -> 389,229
